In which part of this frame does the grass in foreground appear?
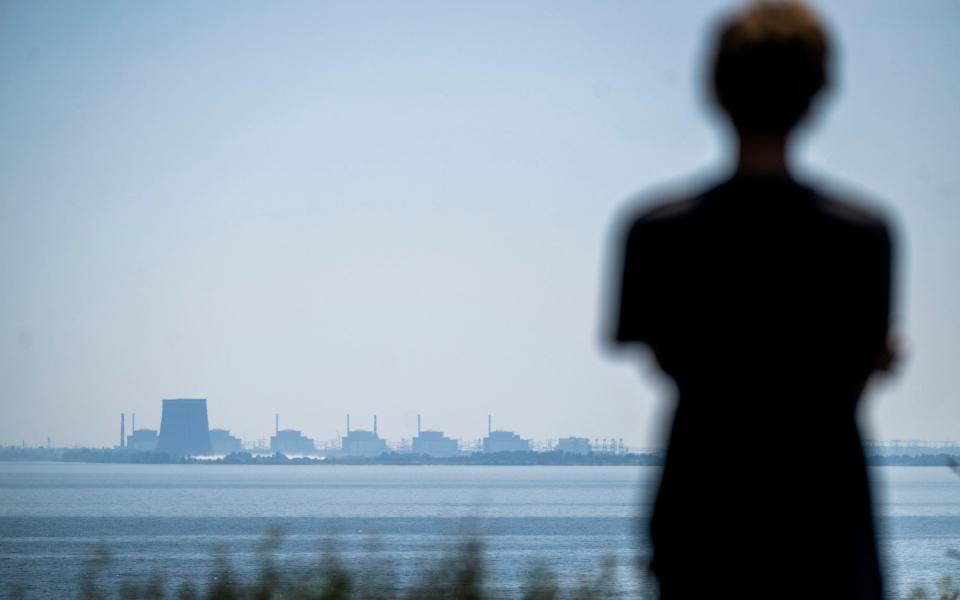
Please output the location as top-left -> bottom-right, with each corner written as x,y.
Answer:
56,531 -> 631,600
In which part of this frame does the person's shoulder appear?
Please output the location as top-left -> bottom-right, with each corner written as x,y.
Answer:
615,176 -> 717,235
618,195 -> 701,253
801,177 -> 898,260
804,176 -> 893,237
637,195 -> 701,224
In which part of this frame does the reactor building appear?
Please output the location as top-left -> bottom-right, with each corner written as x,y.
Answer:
270,430 -> 316,454
157,398 -> 212,456
340,415 -> 388,457
127,429 -> 159,451
482,415 -> 530,453
411,415 -> 459,457
121,413 -> 158,451
210,429 -> 243,454
412,431 -> 458,457
269,414 -> 316,455
482,430 -> 531,453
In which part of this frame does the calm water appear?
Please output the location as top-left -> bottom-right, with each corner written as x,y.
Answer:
0,463 -> 958,598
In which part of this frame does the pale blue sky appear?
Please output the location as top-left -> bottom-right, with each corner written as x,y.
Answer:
1,1 -> 957,447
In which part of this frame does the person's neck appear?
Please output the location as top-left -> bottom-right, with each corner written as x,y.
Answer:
735,132 -> 791,177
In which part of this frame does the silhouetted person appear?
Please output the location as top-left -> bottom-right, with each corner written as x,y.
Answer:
610,3 -> 895,598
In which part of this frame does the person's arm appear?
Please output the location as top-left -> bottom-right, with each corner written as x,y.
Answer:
876,333 -> 900,373
611,218 -> 661,349
872,225 -> 898,374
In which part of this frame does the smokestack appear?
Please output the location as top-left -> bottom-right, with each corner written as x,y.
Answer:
488,414 -> 491,436
275,413 -> 279,436
417,414 -> 421,436
120,413 -> 125,448
374,415 -> 378,436
347,414 -> 350,433
132,413 -> 136,433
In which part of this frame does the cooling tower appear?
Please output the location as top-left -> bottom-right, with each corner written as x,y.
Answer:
157,398 -> 211,456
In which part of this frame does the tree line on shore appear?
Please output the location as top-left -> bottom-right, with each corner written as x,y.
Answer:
1,445 -> 958,466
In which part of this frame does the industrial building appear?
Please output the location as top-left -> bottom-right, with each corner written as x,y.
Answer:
209,429 -> 243,454
127,429 -> 159,451
120,413 -> 157,451
270,429 -> 315,454
341,430 -> 387,456
556,437 -> 592,454
412,415 -> 458,457
157,398 -> 212,456
412,431 -> 459,457
483,430 -> 530,453
121,403 -> 627,459
482,416 -> 530,453
340,415 -> 388,457
269,414 -> 316,454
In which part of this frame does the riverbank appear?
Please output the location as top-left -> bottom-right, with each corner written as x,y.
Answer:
1,446 -> 958,466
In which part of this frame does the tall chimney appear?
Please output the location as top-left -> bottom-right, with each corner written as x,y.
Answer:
275,413 -> 279,436
120,413 -> 125,448
347,413 -> 350,433
132,413 -> 136,433
488,414 -> 491,436
417,414 -> 421,436
374,415 -> 378,436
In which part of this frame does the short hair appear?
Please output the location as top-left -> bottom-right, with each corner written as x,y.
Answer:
711,1 -> 830,133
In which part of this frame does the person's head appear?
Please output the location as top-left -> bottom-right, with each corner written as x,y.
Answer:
711,1 -> 831,136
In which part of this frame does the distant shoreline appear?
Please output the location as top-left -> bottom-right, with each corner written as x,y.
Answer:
0,448 -> 665,466
1,447 -> 958,467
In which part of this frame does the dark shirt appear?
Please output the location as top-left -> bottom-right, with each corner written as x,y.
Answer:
612,173 -> 892,598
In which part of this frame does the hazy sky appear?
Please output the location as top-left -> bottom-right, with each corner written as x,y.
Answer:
1,1 -> 957,448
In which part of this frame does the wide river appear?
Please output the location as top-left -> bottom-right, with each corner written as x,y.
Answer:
0,463 -> 958,598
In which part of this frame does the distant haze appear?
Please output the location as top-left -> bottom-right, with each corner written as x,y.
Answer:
1,1 -> 957,447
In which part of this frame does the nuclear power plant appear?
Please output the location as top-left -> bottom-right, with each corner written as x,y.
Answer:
112,402 -> 630,458
157,398 -> 212,456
